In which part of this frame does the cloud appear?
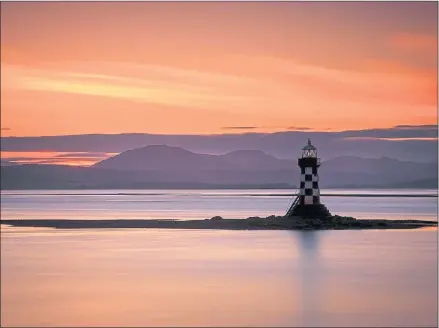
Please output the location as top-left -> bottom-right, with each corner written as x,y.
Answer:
1,128 -> 11,131
54,152 -> 116,158
221,126 -> 258,130
341,124 -> 438,139
2,56 -> 436,135
1,151 -> 116,166
7,56 -> 435,111
393,124 -> 438,130
287,126 -> 311,131
6,62 -> 265,113
4,157 -> 98,166
343,137 -> 438,141
222,126 -> 314,131
241,55 -> 437,112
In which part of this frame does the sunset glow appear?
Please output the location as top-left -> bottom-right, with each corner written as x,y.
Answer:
1,2 -> 437,137
1,151 -> 118,166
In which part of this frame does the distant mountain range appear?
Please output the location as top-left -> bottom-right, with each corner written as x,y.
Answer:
2,125 -> 438,162
93,146 -> 293,172
2,145 -> 437,190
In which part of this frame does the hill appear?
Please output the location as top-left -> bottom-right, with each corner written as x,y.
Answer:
1,145 -> 437,189
93,146 -> 293,172
2,125 -> 438,163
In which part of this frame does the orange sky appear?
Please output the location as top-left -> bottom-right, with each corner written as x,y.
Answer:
1,2 -> 437,137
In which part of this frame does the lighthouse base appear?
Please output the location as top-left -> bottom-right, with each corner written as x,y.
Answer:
286,204 -> 332,219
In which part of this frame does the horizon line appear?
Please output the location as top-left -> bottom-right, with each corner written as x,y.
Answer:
1,124 -> 437,139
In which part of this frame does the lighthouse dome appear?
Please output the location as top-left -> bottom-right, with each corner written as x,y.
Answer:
302,138 -> 316,151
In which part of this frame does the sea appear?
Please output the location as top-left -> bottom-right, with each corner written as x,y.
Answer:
1,189 -> 438,327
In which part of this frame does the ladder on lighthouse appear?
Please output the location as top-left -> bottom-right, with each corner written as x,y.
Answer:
285,190 -> 300,217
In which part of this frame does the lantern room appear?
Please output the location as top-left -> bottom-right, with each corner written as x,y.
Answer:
301,138 -> 317,158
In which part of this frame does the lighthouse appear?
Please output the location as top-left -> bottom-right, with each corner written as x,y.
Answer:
286,138 -> 331,219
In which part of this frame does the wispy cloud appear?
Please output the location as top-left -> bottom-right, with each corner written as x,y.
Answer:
393,124 -> 438,130
6,63 -> 265,112
344,137 -> 438,141
54,152 -> 117,158
1,2 -> 437,136
341,124 -> 438,139
1,151 -> 116,166
287,126 -> 311,131
2,54 -> 437,135
222,125 -> 313,131
222,126 -> 258,130
1,128 -> 11,131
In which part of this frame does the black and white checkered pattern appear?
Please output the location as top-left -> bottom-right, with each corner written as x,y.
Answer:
299,166 -> 320,205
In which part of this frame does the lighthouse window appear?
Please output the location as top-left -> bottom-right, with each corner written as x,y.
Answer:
302,149 -> 317,158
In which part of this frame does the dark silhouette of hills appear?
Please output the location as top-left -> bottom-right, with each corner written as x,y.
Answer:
320,156 -> 438,186
386,178 -> 438,189
2,145 -> 437,190
94,145 -> 293,172
220,150 -> 293,170
0,164 -> 294,190
94,145 -> 236,171
2,125 -> 437,162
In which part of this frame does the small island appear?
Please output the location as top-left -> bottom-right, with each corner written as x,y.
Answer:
1,215 -> 437,230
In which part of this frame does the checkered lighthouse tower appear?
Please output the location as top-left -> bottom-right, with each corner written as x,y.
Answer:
286,138 -> 331,219
299,138 -> 320,205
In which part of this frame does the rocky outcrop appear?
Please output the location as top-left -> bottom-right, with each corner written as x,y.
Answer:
2,216 -> 436,230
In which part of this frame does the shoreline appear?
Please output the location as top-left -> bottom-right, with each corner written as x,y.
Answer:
1,191 -> 437,198
1,216 -> 437,231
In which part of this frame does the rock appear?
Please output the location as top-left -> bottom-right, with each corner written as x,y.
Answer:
1,215 -> 436,231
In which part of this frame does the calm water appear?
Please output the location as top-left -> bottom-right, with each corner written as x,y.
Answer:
1,188 -> 438,221
1,189 -> 438,327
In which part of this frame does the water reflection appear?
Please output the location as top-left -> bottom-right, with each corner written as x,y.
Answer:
294,231 -> 323,327
1,228 -> 437,327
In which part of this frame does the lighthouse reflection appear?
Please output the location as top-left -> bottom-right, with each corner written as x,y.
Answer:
293,230 -> 324,327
